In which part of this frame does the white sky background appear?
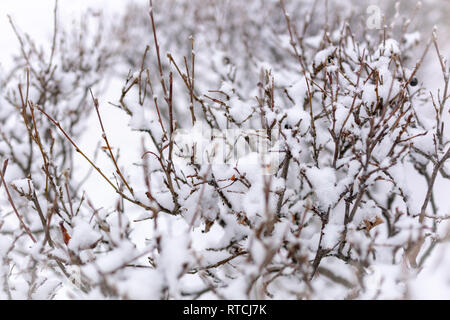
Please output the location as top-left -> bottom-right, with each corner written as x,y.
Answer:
0,1 -> 137,68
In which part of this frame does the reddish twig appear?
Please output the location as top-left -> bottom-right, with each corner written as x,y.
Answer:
0,159 -> 37,243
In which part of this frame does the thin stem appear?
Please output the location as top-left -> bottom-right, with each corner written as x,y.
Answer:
0,159 -> 37,243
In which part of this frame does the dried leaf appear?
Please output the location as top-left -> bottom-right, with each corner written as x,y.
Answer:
204,220 -> 214,233
363,216 -> 383,231
59,221 -> 71,245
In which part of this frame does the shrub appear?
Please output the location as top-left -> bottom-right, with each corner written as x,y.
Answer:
0,0 -> 449,299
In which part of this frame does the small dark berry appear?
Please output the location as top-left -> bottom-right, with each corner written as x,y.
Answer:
410,77 -> 418,86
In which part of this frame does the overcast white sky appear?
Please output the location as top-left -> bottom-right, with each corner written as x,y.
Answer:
0,0 -> 137,69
